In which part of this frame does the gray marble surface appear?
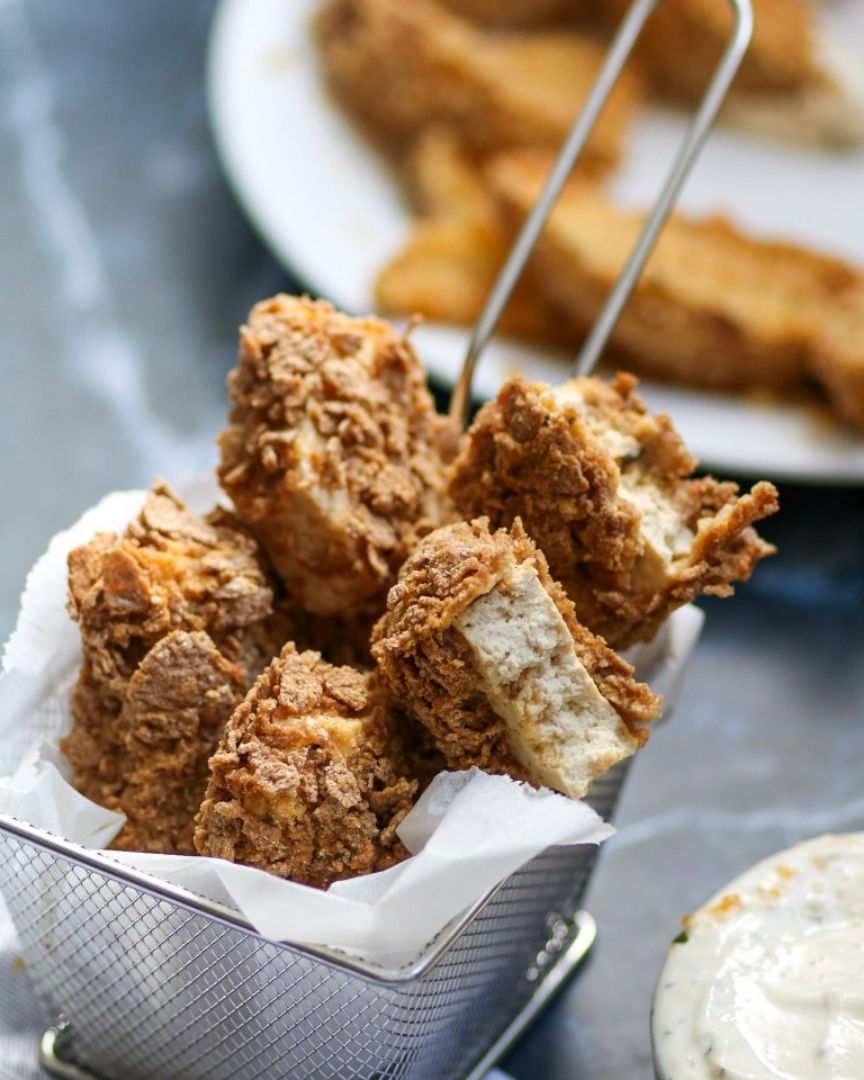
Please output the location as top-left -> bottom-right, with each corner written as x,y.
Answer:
0,2 -> 862,1078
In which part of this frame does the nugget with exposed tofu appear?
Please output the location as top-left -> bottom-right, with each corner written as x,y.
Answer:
194,645 -> 418,887
218,295 -> 453,618
373,519 -> 661,797
448,376 -> 779,649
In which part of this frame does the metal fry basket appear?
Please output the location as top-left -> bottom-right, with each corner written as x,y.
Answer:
0,0 -> 751,1075
0,769 -> 621,1080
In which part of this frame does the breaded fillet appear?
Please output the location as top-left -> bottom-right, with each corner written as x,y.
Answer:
603,0 -> 864,148
812,289 -> 864,431
448,376 -> 779,649
372,519 -> 661,797
438,0 -> 590,26
194,645 -> 418,888
377,129 -> 571,344
313,0 -> 641,174
64,482 -> 284,853
489,151 -> 864,398
218,295 -> 453,618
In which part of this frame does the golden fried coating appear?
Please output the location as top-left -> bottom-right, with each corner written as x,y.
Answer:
313,0 -> 641,174
376,129 -> 571,345
218,295 -> 454,618
194,646 -> 418,888
63,481 -> 285,853
489,151 -> 864,402
448,376 -> 779,649
373,519 -> 660,797
602,0 -> 864,148
811,289 -> 864,431
438,0 -> 590,26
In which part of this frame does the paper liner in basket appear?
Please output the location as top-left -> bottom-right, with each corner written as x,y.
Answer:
0,479 -> 703,960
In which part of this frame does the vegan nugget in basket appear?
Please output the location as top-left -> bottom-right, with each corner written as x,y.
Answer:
372,518 -> 661,798
63,481 -> 289,854
448,376 -> 779,649
194,645 -> 418,888
218,295 -> 454,619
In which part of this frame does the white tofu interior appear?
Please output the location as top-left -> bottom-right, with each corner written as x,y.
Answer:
553,383 -> 694,585
453,565 -> 638,797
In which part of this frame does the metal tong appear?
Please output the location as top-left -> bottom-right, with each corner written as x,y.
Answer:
449,0 -> 754,428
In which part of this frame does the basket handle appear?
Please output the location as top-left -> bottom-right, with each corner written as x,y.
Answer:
449,0 -> 754,428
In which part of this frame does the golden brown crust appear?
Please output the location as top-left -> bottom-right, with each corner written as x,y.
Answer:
489,151 -> 864,411
372,518 -> 660,778
218,295 -> 454,617
376,130 -> 573,345
438,0 -> 590,27
194,646 -> 418,888
313,0 -> 640,174
605,0 -> 819,103
448,376 -> 779,648
811,293 -> 864,430
63,482 -> 286,854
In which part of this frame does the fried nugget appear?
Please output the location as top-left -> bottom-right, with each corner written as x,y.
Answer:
314,0 -> 641,174
218,295 -> 453,618
448,376 -> 779,649
373,518 -> 660,797
602,0 -> 864,148
437,0 -> 590,26
376,129 -> 573,345
194,645 -> 418,888
489,150 -> 863,398
811,288 -> 864,431
63,481 -> 286,853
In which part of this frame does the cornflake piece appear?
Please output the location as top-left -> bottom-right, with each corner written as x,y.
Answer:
372,519 -> 660,798
218,295 -> 453,617
448,376 -> 779,649
194,646 -> 418,888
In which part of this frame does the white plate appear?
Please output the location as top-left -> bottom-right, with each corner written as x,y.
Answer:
207,0 -> 864,482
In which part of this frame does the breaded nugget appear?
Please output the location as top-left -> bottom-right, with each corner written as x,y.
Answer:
603,0 -> 864,148
194,645 -> 418,888
373,518 -> 660,797
448,376 -> 779,649
64,482 -> 284,853
314,0 -> 641,174
218,295 -> 453,617
438,0 -> 590,27
377,129 -> 572,344
489,150 -> 863,396
811,289 -> 864,430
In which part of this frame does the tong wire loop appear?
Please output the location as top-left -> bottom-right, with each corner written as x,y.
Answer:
449,0 -> 754,428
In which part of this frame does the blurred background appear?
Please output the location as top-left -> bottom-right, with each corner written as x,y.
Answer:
1,2 -> 863,1078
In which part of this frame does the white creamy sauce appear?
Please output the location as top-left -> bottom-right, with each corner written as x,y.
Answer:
653,834 -> 864,1080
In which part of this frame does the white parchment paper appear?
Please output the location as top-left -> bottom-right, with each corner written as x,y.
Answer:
0,482 -> 703,960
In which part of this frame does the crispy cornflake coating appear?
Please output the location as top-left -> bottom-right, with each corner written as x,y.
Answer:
63,481 -> 286,853
372,519 -> 660,797
313,0 -> 640,173
448,376 -> 779,649
194,646 -> 418,888
218,295 -> 454,617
